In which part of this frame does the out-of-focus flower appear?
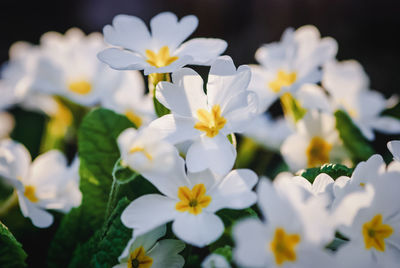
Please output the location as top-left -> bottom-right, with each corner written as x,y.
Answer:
201,253 -> 231,268
98,12 -> 227,75
121,156 -> 258,247
387,140 -> 400,162
101,71 -> 155,128
248,25 -> 337,113
281,110 -> 348,172
113,225 -> 185,268
0,112 -> 14,140
233,178 -> 336,268
149,56 -> 258,174
0,139 -> 81,228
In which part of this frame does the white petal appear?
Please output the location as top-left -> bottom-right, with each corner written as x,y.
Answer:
19,195 -> 54,228
175,38 -> 227,65
156,68 -> 207,117
280,133 -> 309,172
103,14 -> 151,53
121,194 -> 177,236
312,173 -> 334,195
28,150 -> 67,186
149,114 -> 200,144
150,12 -> 198,51
186,135 -> 236,175
201,253 -> 231,268
97,48 -> 146,70
370,116 -> 400,134
0,112 -> 14,139
388,140 -> 400,161
149,239 -> 185,268
296,84 -> 332,112
172,212 -> 224,247
207,169 -> 257,212
0,139 -> 31,183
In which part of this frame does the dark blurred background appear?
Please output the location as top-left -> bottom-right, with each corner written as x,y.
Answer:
1,0 -> 400,96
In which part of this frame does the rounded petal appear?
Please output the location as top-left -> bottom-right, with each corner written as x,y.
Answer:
97,48 -> 146,70
370,116 -> 400,134
175,38 -> 227,65
18,195 -> 54,228
28,150 -> 67,186
121,194 -> 177,236
172,212 -> 224,247
149,239 -> 185,268
280,133 -> 309,172
186,135 -> 236,175
388,140 -> 400,161
0,139 -> 31,184
296,84 -> 332,112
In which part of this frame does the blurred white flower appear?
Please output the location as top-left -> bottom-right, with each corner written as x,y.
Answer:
388,140 -> 400,162
0,139 -> 81,228
101,71 -> 155,128
121,156 -> 258,247
113,225 -> 185,268
248,25 -> 337,113
281,110 -> 348,172
149,56 -> 258,174
98,12 -> 227,75
0,112 -> 14,140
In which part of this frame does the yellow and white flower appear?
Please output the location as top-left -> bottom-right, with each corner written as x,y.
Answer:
281,110 -> 348,172
248,25 -> 337,113
149,56 -> 258,174
113,225 -> 185,268
121,156 -> 258,247
98,12 -> 227,75
0,139 -> 81,228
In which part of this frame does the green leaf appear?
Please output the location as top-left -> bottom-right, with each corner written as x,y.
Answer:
47,108 -> 134,267
0,221 -> 27,268
153,94 -> 170,117
112,158 -> 140,185
280,92 -> 307,123
325,237 -> 348,251
68,197 -> 132,268
334,110 -> 374,163
213,245 -> 232,262
299,163 -> 353,183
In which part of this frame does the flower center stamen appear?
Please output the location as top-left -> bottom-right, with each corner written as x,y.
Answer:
125,110 -> 143,128
24,185 -> 39,203
268,70 -> 297,93
175,183 -> 212,215
68,80 -> 92,95
129,147 -> 153,161
270,227 -> 300,266
306,136 -> 332,168
145,46 -> 179,68
127,246 -> 153,268
194,105 -> 227,138
362,214 -> 393,252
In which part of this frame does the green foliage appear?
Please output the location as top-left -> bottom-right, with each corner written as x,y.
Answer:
334,110 -> 374,163
300,163 -> 353,183
326,237 -> 348,251
112,158 -> 140,185
47,108 -> 134,267
280,93 -> 307,123
213,245 -> 233,262
153,94 -> 171,117
0,221 -> 27,268
68,197 -> 132,268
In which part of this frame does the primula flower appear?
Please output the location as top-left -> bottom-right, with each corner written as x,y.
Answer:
233,179 -> 336,268
101,71 -> 155,128
113,225 -> 185,268
0,112 -> 14,140
281,110 -> 348,172
149,56 -> 258,174
332,156 -> 400,267
0,139 -> 81,227
121,155 -> 258,247
248,25 -> 337,113
98,12 -> 227,75
117,127 -> 179,178
322,60 -> 400,140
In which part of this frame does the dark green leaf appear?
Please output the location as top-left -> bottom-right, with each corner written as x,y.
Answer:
0,221 -> 27,268
300,163 -> 353,183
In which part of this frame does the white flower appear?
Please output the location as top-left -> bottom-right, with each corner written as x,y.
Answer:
388,140 -> 400,162
201,254 -> 231,268
98,12 -> 227,75
101,71 -> 156,128
248,25 -> 337,113
149,56 -> 258,174
322,60 -> 400,140
117,127 -> 179,178
233,178 -> 336,268
113,225 -> 185,268
242,113 -> 293,152
0,112 -> 14,140
333,160 -> 400,267
281,110 -> 348,172
0,139 -> 81,227
121,155 -> 258,247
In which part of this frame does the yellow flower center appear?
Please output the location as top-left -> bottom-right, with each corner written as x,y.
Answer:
129,147 -> 153,161
125,110 -> 143,128
145,46 -> 179,68
362,214 -> 393,252
175,183 -> 212,215
270,227 -> 301,266
268,70 -> 297,93
127,246 -> 153,268
68,80 -> 92,95
194,105 -> 227,138
24,185 -> 39,203
48,99 -> 73,137
306,136 -> 332,168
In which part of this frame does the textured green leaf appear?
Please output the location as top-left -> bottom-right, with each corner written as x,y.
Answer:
300,163 -> 353,183
47,108 -> 134,267
0,221 -> 27,268
334,110 -> 374,163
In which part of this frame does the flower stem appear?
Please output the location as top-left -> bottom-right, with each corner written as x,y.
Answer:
104,179 -> 121,223
0,190 -> 18,217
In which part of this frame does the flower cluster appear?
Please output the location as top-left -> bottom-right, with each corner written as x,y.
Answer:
1,11 -> 400,268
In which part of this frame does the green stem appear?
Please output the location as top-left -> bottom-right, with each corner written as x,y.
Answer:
104,179 -> 121,223
0,190 -> 18,217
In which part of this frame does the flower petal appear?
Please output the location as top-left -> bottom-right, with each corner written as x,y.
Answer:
97,48 -> 146,70
148,239 -> 185,268
175,38 -> 227,65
